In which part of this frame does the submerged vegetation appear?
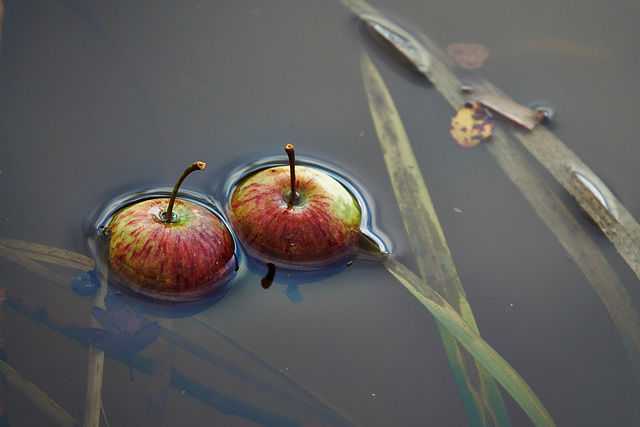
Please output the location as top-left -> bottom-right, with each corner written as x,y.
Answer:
0,1 -> 639,426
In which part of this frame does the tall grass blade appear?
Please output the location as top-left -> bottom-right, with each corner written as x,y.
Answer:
343,0 -> 640,391
380,252 -> 555,426
361,51 -> 527,426
393,21 -> 640,387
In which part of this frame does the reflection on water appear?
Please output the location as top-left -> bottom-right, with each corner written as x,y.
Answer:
1,0 -> 640,425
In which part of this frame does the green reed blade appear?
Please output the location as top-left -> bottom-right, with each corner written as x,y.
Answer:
346,0 -> 640,396
382,253 -> 555,427
392,19 -> 640,388
360,51 -> 520,426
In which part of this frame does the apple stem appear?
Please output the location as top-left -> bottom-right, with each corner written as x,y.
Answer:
163,161 -> 206,222
285,144 -> 297,205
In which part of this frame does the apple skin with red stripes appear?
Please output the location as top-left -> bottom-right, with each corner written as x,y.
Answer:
107,198 -> 236,301
228,165 -> 362,271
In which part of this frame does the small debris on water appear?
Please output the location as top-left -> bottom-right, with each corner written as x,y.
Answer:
450,101 -> 495,147
261,263 -> 277,289
467,92 -> 545,130
447,43 -> 490,70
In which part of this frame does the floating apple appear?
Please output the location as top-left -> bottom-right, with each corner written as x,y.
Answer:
107,162 -> 236,301
227,145 -> 362,275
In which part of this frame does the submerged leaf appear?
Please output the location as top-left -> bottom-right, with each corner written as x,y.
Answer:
450,101 -> 495,147
447,43 -> 490,70
85,294 -> 160,380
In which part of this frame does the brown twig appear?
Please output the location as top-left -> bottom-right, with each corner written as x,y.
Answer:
82,240 -> 109,427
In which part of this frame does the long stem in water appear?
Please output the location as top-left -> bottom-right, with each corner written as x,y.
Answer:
164,162 -> 206,222
285,144 -> 297,205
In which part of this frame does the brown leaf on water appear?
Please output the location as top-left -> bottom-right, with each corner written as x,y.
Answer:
447,43 -> 490,70
469,92 -> 545,130
450,101 -> 495,147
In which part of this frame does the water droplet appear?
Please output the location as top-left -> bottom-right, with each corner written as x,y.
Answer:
567,163 -> 618,227
529,103 -> 555,121
459,83 -> 474,94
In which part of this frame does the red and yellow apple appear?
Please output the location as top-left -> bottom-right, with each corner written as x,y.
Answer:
227,145 -> 362,272
107,162 -> 236,301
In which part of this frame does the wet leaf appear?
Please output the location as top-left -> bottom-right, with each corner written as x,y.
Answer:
447,43 -> 490,70
450,101 -> 495,147
85,294 -> 160,380
469,91 -> 545,130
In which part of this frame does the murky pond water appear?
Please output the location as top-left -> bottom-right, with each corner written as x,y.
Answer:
1,0 -> 640,425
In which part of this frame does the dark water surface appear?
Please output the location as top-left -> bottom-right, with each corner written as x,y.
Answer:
1,0 -> 640,425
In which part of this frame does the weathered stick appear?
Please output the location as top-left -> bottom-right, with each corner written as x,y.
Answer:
82,240 -> 108,427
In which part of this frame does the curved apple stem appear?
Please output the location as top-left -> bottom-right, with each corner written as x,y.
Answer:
163,161 -> 206,222
285,144 -> 297,205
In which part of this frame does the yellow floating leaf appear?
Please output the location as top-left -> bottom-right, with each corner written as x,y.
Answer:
450,101 -> 495,147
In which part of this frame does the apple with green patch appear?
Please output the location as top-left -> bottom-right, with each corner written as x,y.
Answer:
108,162 -> 236,301
228,145 -> 362,274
